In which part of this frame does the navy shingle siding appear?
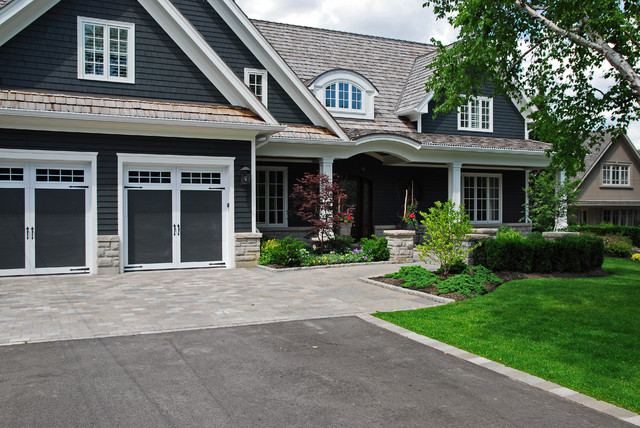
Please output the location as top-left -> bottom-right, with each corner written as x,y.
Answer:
1,129 -> 252,235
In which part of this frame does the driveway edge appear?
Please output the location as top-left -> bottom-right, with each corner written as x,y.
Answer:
357,313 -> 640,427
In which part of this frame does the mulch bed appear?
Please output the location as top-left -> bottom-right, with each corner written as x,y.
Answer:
371,269 -> 610,302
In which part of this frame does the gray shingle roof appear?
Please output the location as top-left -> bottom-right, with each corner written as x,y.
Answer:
0,0 -> 12,9
395,51 -> 437,113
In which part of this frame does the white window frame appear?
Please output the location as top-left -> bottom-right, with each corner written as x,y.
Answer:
323,80 -> 364,113
458,96 -> 493,132
308,70 -> 377,120
244,68 -> 268,106
257,167 -> 287,227
78,16 -> 135,84
602,163 -> 631,187
462,173 -> 502,223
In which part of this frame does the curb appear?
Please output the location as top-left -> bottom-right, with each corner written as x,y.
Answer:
358,313 -> 640,427
256,260 -> 394,273
358,276 -> 455,304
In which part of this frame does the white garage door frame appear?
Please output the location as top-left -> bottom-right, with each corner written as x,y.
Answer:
118,153 -> 235,272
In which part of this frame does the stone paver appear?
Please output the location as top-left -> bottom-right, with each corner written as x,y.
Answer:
0,264 -> 437,346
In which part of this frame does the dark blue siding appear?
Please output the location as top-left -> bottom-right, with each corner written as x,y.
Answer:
170,0 -> 313,126
1,129 -> 252,234
421,88 -> 526,139
0,0 -> 228,104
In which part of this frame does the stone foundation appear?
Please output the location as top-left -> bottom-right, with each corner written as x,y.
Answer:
97,235 -> 120,274
384,230 -> 416,264
235,232 -> 263,268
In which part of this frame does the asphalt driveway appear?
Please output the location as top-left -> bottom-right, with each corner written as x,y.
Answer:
0,316 -> 631,427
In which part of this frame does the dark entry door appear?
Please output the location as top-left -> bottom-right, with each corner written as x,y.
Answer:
342,177 -> 374,240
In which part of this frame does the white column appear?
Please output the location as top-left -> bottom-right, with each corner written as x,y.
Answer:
319,157 -> 334,181
448,162 -> 462,207
524,170 -> 531,223
555,170 -> 568,230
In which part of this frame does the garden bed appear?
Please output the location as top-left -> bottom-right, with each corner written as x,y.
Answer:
257,260 -> 393,272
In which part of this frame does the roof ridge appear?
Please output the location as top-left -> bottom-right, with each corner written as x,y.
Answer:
251,18 -> 438,48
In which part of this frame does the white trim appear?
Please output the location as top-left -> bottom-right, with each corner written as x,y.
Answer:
256,166 -> 288,227
77,16 -> 136,84
0,149 -> 98,276
602,163 -> 632,187
118,154 -> 235,272
458,96 -> 494,133
210,0 -> 349,140
0,0 -> 60,47
244,68 -> 268,107
461,172 -> 503,224
135,0 -> 278,124
251,137 -> 257,232
309,70 -> 378,120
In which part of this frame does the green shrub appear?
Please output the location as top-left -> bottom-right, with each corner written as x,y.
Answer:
435,274 -> 488,298
302,248 -> 372,266
568,225 -> 640,247
464,265 -> 503,285
497,226 -> 525,240
602,235 -> 634,258
258,236 -> 309,267
322,236 -> 355,254
385,265 -> 439,289
360,235 -> 390,261
474,234 -> 603,272
435,260 -> 468,275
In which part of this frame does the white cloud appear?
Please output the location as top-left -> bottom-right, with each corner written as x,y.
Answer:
236,0 -> 640,149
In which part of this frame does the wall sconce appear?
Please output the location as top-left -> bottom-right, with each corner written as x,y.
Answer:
240,166 -> 251,185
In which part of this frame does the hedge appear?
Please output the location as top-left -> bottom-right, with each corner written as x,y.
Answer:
568,225 -> 640,247
473,235 -> 604,273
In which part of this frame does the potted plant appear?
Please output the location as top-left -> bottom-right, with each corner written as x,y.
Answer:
340,209 -> 354,236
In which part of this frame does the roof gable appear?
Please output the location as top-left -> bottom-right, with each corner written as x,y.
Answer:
579,133 -> 640,182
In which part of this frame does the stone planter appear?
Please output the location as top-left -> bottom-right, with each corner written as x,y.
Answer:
340,223 -> 353,237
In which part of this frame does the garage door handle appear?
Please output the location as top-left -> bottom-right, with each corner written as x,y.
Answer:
177,225 -> 180,236
173,225 -> 176,236
26,227 -> 29,240
31,227 -> 34,240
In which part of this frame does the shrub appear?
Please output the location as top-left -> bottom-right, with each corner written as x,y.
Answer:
474,234 -> 604,272
632,253 -> 640,261
360,235 -> 390,261
301,248 -> 372,266
258,236 -> 309,267
435,260 -> 468,275
464,265 -> 503,285
496,226 -> 525,240
435,274 -> 488,298
416,200 -> 475,275
323,236 -> 355,254
385,265 -> 439,289
602,235 -> 634,258
568,225 -> 640,247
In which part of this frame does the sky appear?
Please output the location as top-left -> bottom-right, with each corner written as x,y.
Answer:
236,0 -> 640,149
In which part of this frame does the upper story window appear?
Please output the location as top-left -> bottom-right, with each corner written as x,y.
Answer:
458,97 -> 493,132
602,164 -> 630,186
309,69 -> 378,120
78,17 -> 135,84
244,68 -> 268,106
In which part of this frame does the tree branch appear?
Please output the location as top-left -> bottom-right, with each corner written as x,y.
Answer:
507,36 -> 552,74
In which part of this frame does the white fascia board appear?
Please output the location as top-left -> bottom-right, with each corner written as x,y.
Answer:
0,0 -> 60,46
0,109 -> 285,140
396,91 -> 432,122
136,0 -> 278,125
210,0 -> 349,141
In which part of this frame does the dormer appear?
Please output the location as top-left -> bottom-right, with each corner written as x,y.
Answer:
308,69 -> 378,120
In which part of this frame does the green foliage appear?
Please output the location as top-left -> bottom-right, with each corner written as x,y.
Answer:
474,234 -> 604,272
464,265 -> 503,286
323,236 -> 355,254
385,265 -> 440,289
258,236 -> 310,267
422,0 -> 640,176
496,226 -> 525,240
525,169 -> 581,232
435,274 -> 488,298
568,225 -> 640,247
301,247 -> 372,266
360,235 -> 390,261
435,260 -> 468,275
601,235 -> 634,258
415,200 -> 475,275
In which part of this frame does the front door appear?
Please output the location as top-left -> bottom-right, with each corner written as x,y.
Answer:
0,164 -> 91,276
342,177 -> 374,240
124,167 -> 226,271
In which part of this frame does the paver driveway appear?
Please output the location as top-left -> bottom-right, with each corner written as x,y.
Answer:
0,264 -> 436,346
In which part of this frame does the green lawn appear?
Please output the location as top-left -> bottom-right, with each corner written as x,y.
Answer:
374,258 -> 640,413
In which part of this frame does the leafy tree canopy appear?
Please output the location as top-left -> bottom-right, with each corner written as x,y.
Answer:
423,0 -> 639,176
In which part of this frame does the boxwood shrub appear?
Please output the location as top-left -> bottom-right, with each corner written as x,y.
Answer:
568,225 -> 640,247
474,234 -> 604,273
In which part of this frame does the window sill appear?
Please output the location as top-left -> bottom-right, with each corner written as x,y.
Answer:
600,185 -> 633,190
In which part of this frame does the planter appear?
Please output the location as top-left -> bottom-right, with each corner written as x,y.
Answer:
340,223 -> 353,237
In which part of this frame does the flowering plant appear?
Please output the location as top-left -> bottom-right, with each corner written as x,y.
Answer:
402,203 -> 420,227
632,253 -> 640,262
342,207 -> 355,224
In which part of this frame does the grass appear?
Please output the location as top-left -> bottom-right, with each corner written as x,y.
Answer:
374,258 -> 640,413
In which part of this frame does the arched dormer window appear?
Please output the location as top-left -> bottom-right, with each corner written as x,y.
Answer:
309,69 -> 378,120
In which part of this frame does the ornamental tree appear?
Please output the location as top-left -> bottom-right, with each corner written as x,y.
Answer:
423,0 -> 639,176
524,168 -> 581,232
290,172 -> 351,248
416,200 -> 476,276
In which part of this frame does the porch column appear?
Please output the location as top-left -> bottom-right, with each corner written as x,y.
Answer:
555,170 -> 568,230
448,162 -> 462,207
524,170 -> 531,223
319,157 -> 334,181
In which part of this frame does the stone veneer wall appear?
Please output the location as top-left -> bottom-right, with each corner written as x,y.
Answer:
235,232 -> 262,268
97,235 -> 120,274
384,230 -> 415,264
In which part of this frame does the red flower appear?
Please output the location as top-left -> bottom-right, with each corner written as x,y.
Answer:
409,213 -> 416,218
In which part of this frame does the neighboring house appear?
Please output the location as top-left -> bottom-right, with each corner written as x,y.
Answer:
0,0 -> 550,277
573,133 -> 640,226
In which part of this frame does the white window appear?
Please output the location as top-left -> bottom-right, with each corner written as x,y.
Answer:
244,69 -> 268,106
602,164 -> 630,186
458,97 -> 493,132
463,174 -> 501,223
257,167 -> 287,226
324,81 -> 363,112
308,70 -> 377,120
78,17 -> 135,83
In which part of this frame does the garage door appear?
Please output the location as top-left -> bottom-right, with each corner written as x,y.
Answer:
0,164 -> 91,276
123,167 -> 227,271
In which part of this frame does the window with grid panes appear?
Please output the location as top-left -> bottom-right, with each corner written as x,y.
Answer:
463,174 -> 501,222
257,168 -> 286,226
78,17 -> 134,83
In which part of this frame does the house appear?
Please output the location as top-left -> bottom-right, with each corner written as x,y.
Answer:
0,0 -> 550,277
573,133 -> 640,226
